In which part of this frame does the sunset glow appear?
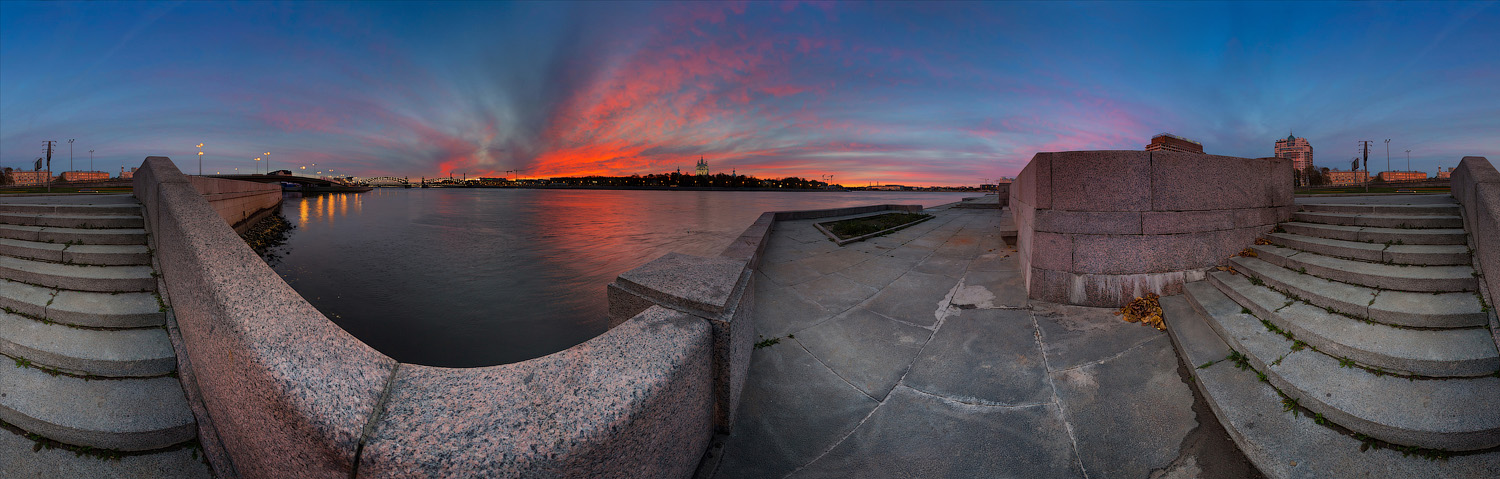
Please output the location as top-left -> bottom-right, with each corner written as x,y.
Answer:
2,2 -> 1497,186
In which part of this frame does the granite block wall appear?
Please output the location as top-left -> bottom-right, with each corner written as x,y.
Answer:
134,157 -> 722,478
185,175 -> 281,233
1451,156 -> 1500,312
1009,150 -> 1293,307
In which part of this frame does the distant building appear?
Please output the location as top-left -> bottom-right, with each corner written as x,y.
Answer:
1378,171 -> 1428,183
696,157 -> 709,176
120,167 -> 137,180
10,170 -> 53,186
1437,167 -> 1453,179
869,184 -> 908,191
1325,169 -> 1368,186
1144,133 -> 1204,154
1274,134 -> 1314,174
59,171 -> 109,182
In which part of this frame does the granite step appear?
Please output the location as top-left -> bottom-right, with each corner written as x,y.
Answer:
1280,222 -> 1466,245
1267,232 -> 1470,266
1298,203 -> 1461,216
1250,244 -> 1477,292
0,310 -> 175,377
0,362 -> 195,451
1208,271 -> 1498,377
1228,256 -> 1486,328
1162,292 -> 1500,478
0,237 -> 150,266
1290,211 -> 1463,229
0,279 -> 164,328
0,224 -> 147,246
0,212 -> 144,229
0,202 -> 142,217
1183,281 -> 1500,451
0,256 -> 156,293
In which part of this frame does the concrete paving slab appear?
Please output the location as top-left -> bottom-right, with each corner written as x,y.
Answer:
1051,335 -> 1196,479
799,248 -> 873,275
788,386 -> 1082,479
835,255 -> 914,289
1033,301 -> 1166,370
959,269 -> 1027,308
796,307 -> 932,400
860,271 -> 959,328
903,309 -> 1051,406
715,341 -> 879,479
760,260 -> 824,286
967,250 -> 1019,272
910,253 -> 969,277
793,273 -> 878,314
752,274 -> 835,338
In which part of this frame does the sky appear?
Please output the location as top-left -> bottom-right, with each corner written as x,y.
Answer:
1,1 -> 1496,187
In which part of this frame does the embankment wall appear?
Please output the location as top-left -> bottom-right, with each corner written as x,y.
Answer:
184,176 -> 281,233
1009,150 -> 1294,307
134,157 -> 714,478
1451,156 -> 1500,318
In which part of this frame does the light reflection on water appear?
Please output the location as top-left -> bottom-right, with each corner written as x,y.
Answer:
274,188 -> 977,367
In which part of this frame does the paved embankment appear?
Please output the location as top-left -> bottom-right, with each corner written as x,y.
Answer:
705,206 -> 1241,478
0,194 -> 209,478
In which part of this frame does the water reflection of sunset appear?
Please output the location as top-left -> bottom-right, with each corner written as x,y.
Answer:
271,189 -> 972,367
292,192 -> 364,228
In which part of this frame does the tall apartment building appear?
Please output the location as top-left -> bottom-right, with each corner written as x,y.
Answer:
1275,134 -> 1314,172
1144,133 -> 1204,154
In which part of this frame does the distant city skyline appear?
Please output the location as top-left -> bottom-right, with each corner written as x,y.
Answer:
2,1 -> 1496,186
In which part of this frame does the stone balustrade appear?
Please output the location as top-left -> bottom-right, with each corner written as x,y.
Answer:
1009,150 -> 1294,307
1451,156 -> 1500,315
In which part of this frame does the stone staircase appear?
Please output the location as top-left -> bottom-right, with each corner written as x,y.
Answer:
0,195 -> 207,476
1166,196 -> 1500,478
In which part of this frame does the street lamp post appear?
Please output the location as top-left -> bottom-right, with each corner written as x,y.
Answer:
1406,149 -> 1411,173
197,143 -> 204,175
68,139 -> 75,173
1384,139 -> 1391,174
255,157 -> 262,174
89,149 -> 94,173
265,152 -> 271,175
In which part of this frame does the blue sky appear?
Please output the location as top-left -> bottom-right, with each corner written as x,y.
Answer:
2,1 -> 1495,185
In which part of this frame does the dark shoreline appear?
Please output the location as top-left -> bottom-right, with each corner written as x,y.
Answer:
380,185 -> 989,193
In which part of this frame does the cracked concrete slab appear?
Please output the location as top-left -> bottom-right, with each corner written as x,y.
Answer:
1051,335 -> 1196,478
796,307 -> 932,400
788,386 -> 1082,479
903,308 -> 1052,406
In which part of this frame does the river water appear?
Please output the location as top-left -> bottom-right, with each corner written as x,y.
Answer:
271,188 -> 976,367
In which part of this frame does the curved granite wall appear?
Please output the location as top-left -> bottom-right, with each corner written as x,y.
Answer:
1009,150 -> 1294,307
133,157 -> 715,478
1451,156 -> 1500,314
185,176 -> 282,233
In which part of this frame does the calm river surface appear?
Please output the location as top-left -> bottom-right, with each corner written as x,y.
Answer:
272,188 -> 975,367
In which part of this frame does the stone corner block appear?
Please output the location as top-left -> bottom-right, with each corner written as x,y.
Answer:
615,252 -> 748,317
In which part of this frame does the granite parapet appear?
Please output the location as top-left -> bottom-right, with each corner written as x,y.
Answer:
1009,150 -> 1290,307
358,306 -> 713,478
1452,157 -> 1500,324
136,157 -> 731,478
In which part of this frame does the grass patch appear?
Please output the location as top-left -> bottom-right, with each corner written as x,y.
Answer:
822,213 -> 931,240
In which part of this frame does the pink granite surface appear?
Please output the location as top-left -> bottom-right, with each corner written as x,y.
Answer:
1452,156 -> 1500,311
136,157 -> 397,477
1009,151 -> 1292,307
358,306 -> 713,478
